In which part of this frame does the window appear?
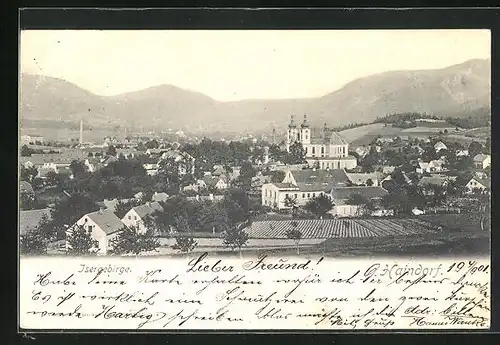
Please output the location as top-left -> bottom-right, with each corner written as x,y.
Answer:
128,215 -> 131,220
134,216 -> 137,220
312,147 -> 315,154
307,193 -> 310,198
312,193 -> 316,197
302,193 -> 305,198
321,146 -> 325,154
294,194 -> 298,198
285,193 -> 289,198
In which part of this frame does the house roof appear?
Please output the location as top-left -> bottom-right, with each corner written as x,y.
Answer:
152,192 -> 169,202
310,131 -> 347,145
132,202 -> 164,219
103,198 -> 134,211
473,154 -> 490,162
19,208 -> 52,236
20,181 -> 34,194
418,176 -> 450,187
273,183 -> 300,190
330,186 -> 388,202
346,173 -> 379,185
291,169 -> 349,184
21,152 -> 86,165
469,177 -> 491,188
291,169 -> 350,192
434,141 -> 447,148
85,209 -> 125,235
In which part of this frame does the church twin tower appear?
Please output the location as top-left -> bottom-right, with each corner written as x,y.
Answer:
286,114 -> 311,151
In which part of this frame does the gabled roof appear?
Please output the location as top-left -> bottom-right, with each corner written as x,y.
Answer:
473,154 -> 490,162
152,192 -> 169,202
346,173 -> 379,185
434,141 -> 447,149
131,202 -> 164,219
19,208 -> 52,236
469,177 -> 491,188
330,186 -> 388,202
291,169 -> 349,184
310,131 -> 347,145
85,209 -> 125,235
418,176 -> 450,187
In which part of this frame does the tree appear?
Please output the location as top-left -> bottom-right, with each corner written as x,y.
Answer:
284,194 -> 299,217
110,226 -> 160,255
45,171 -> 62,187
66,224 -> 99,255
50,194 -> 99,239
221,221 -> 250,258
145,139 -> 159,149
304,194 -> 334,218
21,145 -> 34,157
70,160 -> 87,179
366,178 -> 374,187
106,145 -> 117,157
285,221 -> 303,255
21,165 -> 38,184
20,228 -> 48,255
287,142 -> 306,164
468,141 -> 483,158
270,170 -> 286,183
171,236 -> 198,253
114,199 -> 141,219
466,194 -> 491,231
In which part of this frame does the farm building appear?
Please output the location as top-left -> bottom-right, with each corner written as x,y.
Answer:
346,172 -> 380,186
466,177 -> 491,194
473,154 -> 491,169
329,186 -> 389,217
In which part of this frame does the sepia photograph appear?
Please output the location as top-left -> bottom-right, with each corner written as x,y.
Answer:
18,29 -> 491,259
17,27 -> 493,331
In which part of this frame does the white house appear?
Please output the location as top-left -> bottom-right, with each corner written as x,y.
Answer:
473,154 -> 491,169
152,192 -> 169,202
143,163 -> 159,176
416,160 -> 444,174
466,177 -> 490,194
456,149 -> 469,157
261,168 -> 350,209
66,209 -> 125,255
434,141 -> 448,153
122,202 -> 164,233
203,175 -> 228,190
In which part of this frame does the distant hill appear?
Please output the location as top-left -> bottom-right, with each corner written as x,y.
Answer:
20,58 -> 491,134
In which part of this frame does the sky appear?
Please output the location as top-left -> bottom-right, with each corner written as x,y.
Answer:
20,30 -> 490,102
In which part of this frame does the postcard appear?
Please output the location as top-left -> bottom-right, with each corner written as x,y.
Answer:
19,28 -> 491,331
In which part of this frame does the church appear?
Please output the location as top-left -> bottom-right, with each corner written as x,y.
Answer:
286,114 -> 357,170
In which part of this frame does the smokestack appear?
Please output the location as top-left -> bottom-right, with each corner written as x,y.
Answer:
272,128 -> 276,144
79,119 -> 83,146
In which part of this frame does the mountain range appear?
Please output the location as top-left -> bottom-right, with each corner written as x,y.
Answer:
20,58 -> 491,134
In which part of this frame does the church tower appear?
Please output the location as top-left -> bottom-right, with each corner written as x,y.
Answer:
300,114 -> 311,145
286,113 -> 300,151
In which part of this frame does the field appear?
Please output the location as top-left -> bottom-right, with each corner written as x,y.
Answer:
245,217 -> 442,239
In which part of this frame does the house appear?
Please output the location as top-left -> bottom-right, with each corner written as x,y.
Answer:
186,194 -> 224,203
434,141 -> 448,153
261,168 -> 350,209
473,154 -> 491,169
355,146 -> 370,158
329,186 -> 389,217
121,202 -> 164,233
346,172 -> 380,186
183,179 -> 208,193
152,192 -> 169,202
416,160 -> 444,174
212,164 -> 227,176
251,174 -> 272,190
66,209 -> 125,255
411,145 -> 425,155
203,175 -> 228,190
116,148 -> 137,159
376,137 -> 394,145
20,181 -> 34,195
102,198 -> 135,212
143,163 -> 159,176
101,155 -> 118,166
418,175 -> 454,195
21,134 -> 44,145
466,177 -> 491,194
84,158 -> 102,172
20,208 -> 52,237
380,165 -> 396,175
456,149 -> 469,157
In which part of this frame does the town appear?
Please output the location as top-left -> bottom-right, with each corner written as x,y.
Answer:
19,109 -> 491,257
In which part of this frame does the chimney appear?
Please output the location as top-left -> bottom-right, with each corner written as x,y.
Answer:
79,119 -> 83,146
